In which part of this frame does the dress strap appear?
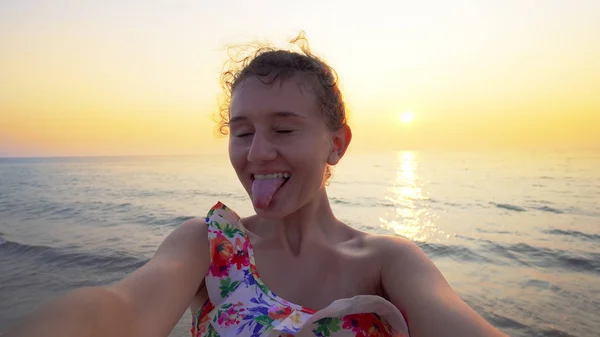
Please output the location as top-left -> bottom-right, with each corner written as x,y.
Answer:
204,202 -> 253,306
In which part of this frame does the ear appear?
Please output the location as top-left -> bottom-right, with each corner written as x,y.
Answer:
327,124 -> 352,165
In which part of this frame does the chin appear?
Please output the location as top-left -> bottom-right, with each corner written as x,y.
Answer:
252,205 -> 288,220
251,199 -> 297,220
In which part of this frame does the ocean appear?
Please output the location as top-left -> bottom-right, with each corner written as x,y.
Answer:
0,151 -> 598,336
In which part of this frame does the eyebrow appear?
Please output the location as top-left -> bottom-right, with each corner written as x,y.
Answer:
228,111 -> 305,125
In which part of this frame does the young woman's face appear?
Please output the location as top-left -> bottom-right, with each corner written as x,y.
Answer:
228,74 -> 344,218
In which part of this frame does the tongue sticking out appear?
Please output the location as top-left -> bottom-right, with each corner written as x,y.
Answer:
251,177 -> 286,209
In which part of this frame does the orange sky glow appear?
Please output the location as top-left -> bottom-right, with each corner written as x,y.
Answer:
1,0 -> 599,157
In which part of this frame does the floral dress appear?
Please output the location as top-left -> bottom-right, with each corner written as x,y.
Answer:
191,202 -> 410,337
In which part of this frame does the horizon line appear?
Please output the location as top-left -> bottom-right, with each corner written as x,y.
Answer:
2,148 -> 599,160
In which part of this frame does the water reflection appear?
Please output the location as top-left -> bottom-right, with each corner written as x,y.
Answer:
380,151 -> 441,242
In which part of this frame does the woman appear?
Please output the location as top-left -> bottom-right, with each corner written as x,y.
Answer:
6,33 -> 506,337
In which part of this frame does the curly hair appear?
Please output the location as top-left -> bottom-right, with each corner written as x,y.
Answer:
216,31 -> 348,181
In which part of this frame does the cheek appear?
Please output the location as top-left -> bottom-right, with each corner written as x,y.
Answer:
228,142 -> 246,172
308,135 -> 333,162
287,138 -> 324,158
293,140 -> 330,173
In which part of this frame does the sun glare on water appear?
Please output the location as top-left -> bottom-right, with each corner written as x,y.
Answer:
400,112 -> 414,124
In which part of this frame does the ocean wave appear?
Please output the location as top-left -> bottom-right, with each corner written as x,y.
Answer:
0,194 -> 201,229
520,279 -> 563,293
0,238 -> 147,273
491,201 -> 578,215
332,197 -> 429,208
485,312 -> 529,331
533,206 -> 564,214
481,240 -> 600,274
438,201 -> 463,207
476,228 -> 512,235
172,215 -> 196,223
563,206 -> 600,217
331,197 -> 355,206
49,206 -> 83,218
543,229 -> 600,242
331,197 -> 398,208
491,203 -> 527,212
535,327 -> 577,337
417,242 -> 495,263
131,213 -> 197,227
195,190 -> 246,200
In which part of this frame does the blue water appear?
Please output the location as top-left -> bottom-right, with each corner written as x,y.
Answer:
1,151 -> 599,336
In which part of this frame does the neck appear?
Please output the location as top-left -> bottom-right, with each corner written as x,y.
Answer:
260,189 -> 339,256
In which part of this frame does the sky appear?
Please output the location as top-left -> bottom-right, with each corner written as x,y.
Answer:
1,0 -> 599,157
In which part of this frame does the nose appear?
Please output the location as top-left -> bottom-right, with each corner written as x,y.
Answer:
247,132 -> 277,163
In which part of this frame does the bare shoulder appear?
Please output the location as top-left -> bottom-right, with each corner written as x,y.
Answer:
364,232 -> 452,302
151,217 -> 209,261
174,216 -> 209,235
361,233 -> 429,269
365,234 -> 507,336
366,233 -> 421,254
336,223 -> 425,261
340,228 -> 432,283
162,217 -> 209,247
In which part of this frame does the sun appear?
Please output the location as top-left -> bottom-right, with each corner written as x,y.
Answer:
400,112 -> 414,124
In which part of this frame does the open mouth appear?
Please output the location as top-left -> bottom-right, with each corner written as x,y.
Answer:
251,172 -> 291,184
250,172 -> 291,209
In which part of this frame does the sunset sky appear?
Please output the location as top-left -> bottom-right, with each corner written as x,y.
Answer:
1,0 -> 599,157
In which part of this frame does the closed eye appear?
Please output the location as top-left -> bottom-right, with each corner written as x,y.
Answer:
235,133 -> 254,138
275,130 -> 294,134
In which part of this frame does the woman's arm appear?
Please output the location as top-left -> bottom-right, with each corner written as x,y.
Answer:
380,237 -> 506,337
6,218 -> 210,337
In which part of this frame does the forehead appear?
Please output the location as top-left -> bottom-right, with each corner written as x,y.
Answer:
229,73 -> 319,121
